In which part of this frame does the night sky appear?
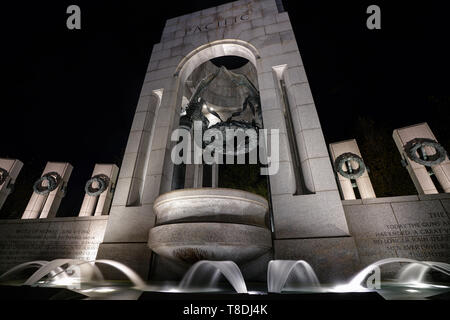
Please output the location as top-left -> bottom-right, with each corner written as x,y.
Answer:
1,1 -> 449,218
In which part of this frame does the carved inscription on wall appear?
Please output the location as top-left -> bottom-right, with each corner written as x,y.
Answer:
0,218 -> 108,272
371,211 -> 450,260
186,13 -> 251,34
344,199 -> 450,266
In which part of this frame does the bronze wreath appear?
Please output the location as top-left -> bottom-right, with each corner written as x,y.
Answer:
33,172 -> 62,195
85,174 -> 110,197
0,168 -> 9,185
404,138 -> 447,167
334,153 -> 366,180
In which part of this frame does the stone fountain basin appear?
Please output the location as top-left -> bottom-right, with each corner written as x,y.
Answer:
153,188 -> 269,227
148,223 -> 272,264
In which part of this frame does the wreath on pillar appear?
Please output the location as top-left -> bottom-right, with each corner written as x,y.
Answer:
33,172 -> 62,195
334,153 -> 366,180
85,174 -> 110,197
0,168 -> 9,185
404,138 -> 447,167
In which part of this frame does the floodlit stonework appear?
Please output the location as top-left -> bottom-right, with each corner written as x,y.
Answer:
97,0 -> 355,281
329,139 -> 376,200
93,0 -> 450,282
0,159 -> 23,210
393,123 -> 450,194
0,0 -> 449,286
79,164 -> 119,217
22,162 -> 73,219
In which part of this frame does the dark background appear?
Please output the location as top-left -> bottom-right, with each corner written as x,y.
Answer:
1,1 -> 449,218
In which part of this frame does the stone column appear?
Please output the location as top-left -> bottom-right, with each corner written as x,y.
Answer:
212,164 -> 219,188
96,73 -> 175,279
193,165 -> 203,188
0,159 -> 23,210
329,139 -> 376,200
79,164 -> 119,217
184,139 -> 197,188
259,60 -> 350,239
184,165 -> 195,188
393,123 -> 450,194
252,4 -> 358,282
433,161 -> 450,193
22,162 -> 73,219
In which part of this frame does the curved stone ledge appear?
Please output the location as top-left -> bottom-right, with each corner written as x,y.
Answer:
148,222 -> 272,264
153,188 -> 269,227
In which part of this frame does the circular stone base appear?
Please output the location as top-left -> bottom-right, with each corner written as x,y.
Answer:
148,223 -> 272,264
153,188 -> 269,227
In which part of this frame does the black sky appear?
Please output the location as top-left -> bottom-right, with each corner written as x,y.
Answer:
1,1 -> 449,218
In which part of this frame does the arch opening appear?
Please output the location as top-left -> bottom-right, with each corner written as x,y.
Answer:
210,55 -> 249,70
170,40 -> 269,200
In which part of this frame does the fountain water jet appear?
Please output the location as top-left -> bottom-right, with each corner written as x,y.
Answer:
179,261 -> 247,294
398,263 -> 430,283
48,260 -> 104,284
24,259 -> 103,286
0,261 -> 68,283
335,258 -> 450,292
267,260 -> 320,293
398,261 -> 450,284
1,259 -> 146,290
93,260 -> 147,289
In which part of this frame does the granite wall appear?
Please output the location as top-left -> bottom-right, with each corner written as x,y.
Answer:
343,194 -> 450,268
0,216 -> 108,274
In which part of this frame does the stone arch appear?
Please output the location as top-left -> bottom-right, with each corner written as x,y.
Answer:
160,39 -> 263,193
174,39 -> 261,84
